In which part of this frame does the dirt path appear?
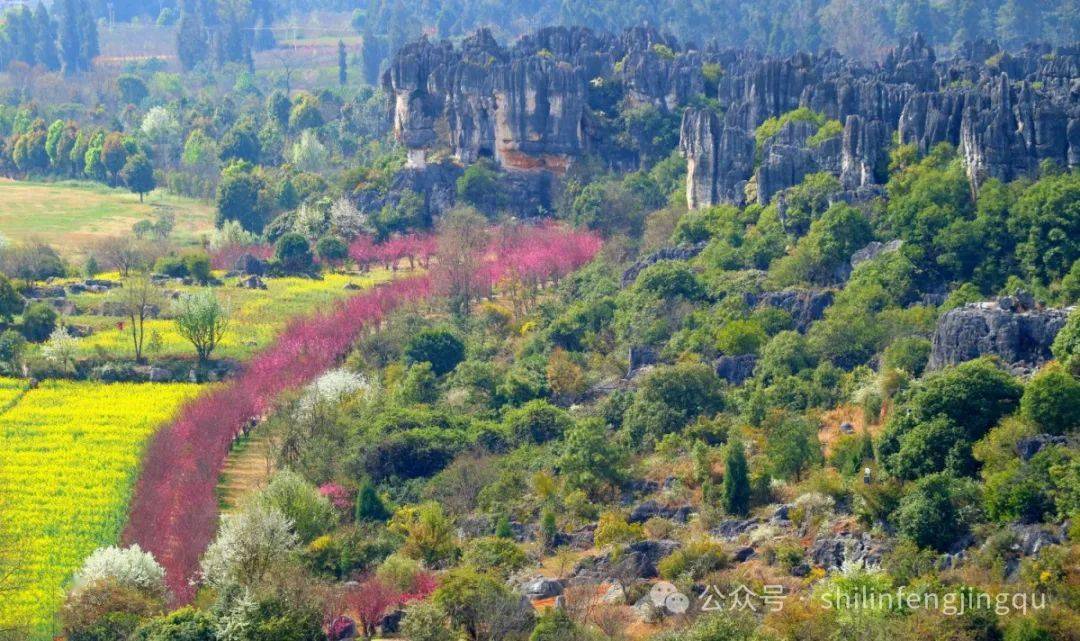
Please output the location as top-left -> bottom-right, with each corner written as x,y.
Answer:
218,431 -> 276,513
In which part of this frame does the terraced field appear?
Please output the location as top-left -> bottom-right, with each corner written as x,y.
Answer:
0,379 -> 201,636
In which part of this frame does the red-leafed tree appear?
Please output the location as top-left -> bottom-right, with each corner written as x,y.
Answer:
348,577 -> 401,639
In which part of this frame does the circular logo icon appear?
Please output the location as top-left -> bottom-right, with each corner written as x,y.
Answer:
665,591 -> 690,614
649,581 -> 679,607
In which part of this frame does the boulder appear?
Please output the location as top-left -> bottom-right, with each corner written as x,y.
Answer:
237,275 -> 268,290
234,253 -> 267,276
715,354 -> 757,385
807,532 -> 890,570
850,239 -> 902,270
745,289 -> 834,332
928,301 -> 1071,371
522,577 -> 564,599
1016,434 -> 1069,461
621,243 -> 707,286
733,546 -> 756,563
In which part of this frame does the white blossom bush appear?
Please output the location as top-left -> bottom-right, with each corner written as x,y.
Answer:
200,502 -> 297,590
42,326 -> 79,372
72,544 -> 166,597
329,197 -> 366,239
296,368 -> 371,418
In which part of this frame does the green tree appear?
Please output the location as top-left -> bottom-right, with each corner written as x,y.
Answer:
405,328 -> 465,376
503,399 -> 573,445
338,40 -> 348,86
316,236 -> 348,270
623,363 -> 724,443
722,440 -> 750,516
763,411 -> 822,481
175,0 -> 208,71
1009,142 -> 1080,284
355,481 -> 390,522
172,289 -> 230,364
432,567 -> 527,641
557,418 -> 627,497
0,275 -> 23,323
289,94 -> 324,131
20,302 -> 57,342
456,161 -> 503,216
894,473 -> 981,551
216,165 -> 271,233
100,133 -> 128,184
120,154 -> 155,202
909,357 -> 1023,441
1021,364 -> 1080,434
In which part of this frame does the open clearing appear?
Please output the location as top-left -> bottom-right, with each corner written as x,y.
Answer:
0,379 -> 201,636
0,180 -> 214,253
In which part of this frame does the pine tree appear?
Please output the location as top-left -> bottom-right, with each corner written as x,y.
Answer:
722,440 -> 750,517
355,480 -> 390,522
33,3 -> 60,71
494,514 -> 512,538
338,40 -> 347,86
77,2 -> 98,70
58,0 -> 81,74
176,0 -> 208,71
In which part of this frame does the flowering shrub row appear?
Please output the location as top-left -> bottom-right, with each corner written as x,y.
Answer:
348,233 -> 437,271
123,224 -> 600,602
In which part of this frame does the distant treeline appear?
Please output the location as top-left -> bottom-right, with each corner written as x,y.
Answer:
0,0 -> 98,74
3,1 -> 1076,77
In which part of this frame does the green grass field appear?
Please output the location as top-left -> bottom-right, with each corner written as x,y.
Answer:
0,379 -> 202,637
0,180 -> 214,253
56,270 -> 395,361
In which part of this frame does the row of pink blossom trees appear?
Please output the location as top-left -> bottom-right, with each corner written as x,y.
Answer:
348,234 -> 437,272
123,223 -> 601,603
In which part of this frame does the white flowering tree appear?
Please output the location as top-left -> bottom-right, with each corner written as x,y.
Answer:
329,197 -> 367,239
72,544 -> 166,598
42,326 -> 79,373
200,503 -> 297,590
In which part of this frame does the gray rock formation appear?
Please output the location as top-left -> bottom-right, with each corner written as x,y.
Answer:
928,301 -> 1072,371
715,354 -> 757,385
681,34 -> 1079,209
744,289 -> 835,333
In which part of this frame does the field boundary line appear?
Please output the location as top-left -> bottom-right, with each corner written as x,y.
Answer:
0,380 -> 33,417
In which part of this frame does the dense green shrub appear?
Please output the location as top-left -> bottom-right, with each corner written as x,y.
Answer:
406,328 -> 466,376
21,301 -> 58,342
894,473 -> 981,551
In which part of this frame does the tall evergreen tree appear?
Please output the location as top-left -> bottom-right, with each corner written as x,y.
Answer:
722,440 -> 751,517
58,0 -> 81,74
338,40 -> 347,86
176,0 -> 208,71
33,3 -> 59,71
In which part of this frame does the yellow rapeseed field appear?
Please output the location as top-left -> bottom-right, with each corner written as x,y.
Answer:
0,379 -> 201,636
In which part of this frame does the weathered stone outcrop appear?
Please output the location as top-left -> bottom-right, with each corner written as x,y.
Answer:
744,289 -> 835,333
928,300 -> 1072,371
385,27 -> 1078,218
620,242 -> 708,286
681,34 -> 1079,209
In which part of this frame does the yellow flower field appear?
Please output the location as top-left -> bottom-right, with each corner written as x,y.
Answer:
59,270 -> 395,360
0,380 -> 201,636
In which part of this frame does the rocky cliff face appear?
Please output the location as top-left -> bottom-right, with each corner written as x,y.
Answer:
384,28 -> 1078,214
681,34 -> 1080,209
929,300 -> 1073,372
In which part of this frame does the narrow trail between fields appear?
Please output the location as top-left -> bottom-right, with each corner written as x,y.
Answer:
218,431 -> 276,513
